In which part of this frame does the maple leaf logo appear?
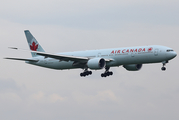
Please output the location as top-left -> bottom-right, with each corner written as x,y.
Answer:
148,47 -> 153,52
30,41 -> 38,51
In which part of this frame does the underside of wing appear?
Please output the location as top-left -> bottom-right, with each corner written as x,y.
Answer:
4,57 -> 39,62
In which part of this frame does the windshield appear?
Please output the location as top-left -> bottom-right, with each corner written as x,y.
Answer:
167,49 -> 174,52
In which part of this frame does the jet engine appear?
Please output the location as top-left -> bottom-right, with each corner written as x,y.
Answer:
123,64 -> 142,71
87,58 -> 106,70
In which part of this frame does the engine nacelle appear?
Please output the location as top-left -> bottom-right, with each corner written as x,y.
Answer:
87,58 -> 106,70
123,64 -> 142,71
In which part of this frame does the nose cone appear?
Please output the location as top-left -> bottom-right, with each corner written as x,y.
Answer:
172,51 -> 177,58
166,51 -> 177,60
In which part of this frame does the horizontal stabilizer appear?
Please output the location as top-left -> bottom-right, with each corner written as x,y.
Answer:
4,57 -> 39,62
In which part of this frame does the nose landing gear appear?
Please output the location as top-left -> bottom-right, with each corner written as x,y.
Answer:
161,61 -> 168,71
101,67 -> 113,77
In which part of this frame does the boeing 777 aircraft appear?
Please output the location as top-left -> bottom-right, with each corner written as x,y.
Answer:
5,30 -> 177,77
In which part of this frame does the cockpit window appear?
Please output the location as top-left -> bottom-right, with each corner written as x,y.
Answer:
167,49 -> 174,52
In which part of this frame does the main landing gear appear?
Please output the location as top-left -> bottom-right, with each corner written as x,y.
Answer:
161,61 -> 168,71
101,67 -> 113,77
80,68 -> 92,77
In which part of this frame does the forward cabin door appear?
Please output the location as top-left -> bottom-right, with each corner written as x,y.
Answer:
154,49 -> 158,56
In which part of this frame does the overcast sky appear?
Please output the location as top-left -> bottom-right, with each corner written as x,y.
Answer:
0,0 -> 179,120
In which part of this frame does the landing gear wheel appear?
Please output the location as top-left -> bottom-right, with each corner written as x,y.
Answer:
89,71 -> 92,75
102,73 -> 106,77
109,72 -> 113,75
161,61 -> 168,71
101,67 -> 113,78
80,69 -> 92,77
80,73 -> 85,77
161,67 -> 166,71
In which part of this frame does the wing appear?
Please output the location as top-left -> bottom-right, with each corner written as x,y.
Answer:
4,57 -> 39,62
8,47 -> 113,62
31,51 -> 113,62
32,51 -> 89,62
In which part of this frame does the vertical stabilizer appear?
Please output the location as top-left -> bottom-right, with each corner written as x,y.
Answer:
24,30 -> 45,57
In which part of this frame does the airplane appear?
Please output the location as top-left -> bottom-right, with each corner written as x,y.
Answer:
5,30 -> 177,77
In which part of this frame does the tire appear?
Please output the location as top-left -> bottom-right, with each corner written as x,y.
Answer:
106,72 -> 110,76
161,67 -> 166,71
80,73 -> 86,77
80,73 -> 83,77
101,74 -> 104,77
103,74 -> 106,77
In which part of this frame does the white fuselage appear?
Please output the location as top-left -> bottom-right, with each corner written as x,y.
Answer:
26,45 -> 177,70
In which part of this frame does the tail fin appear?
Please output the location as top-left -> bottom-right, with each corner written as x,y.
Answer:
24,30 -> 45,57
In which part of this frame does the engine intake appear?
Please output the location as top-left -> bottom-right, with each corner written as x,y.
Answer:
123,64 -> 142,71
87,58 -> 106,70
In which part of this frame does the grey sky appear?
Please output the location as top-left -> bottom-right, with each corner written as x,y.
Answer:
0,0 -> 179,120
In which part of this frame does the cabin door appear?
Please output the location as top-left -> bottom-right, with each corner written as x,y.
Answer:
154,49 -> 158,56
